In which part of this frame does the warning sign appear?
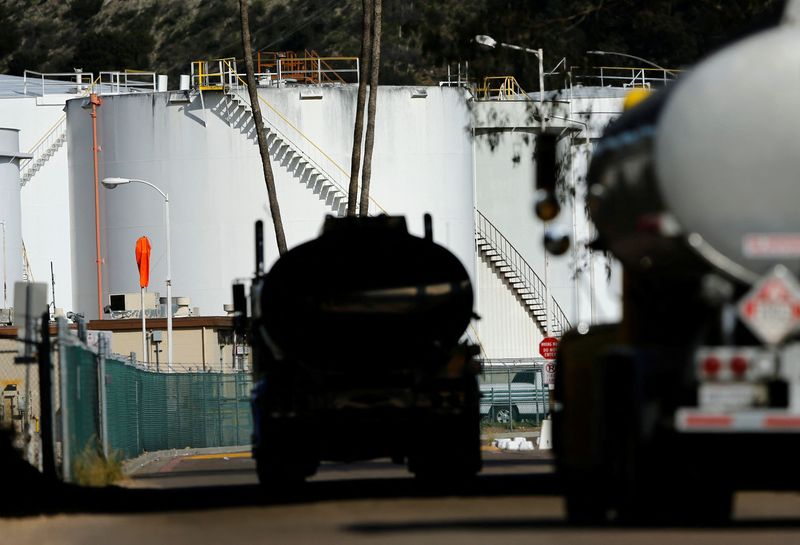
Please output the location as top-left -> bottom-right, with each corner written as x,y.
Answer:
738,266 -> 800,345
543,362 -> 557,385
539,337 -> 559,360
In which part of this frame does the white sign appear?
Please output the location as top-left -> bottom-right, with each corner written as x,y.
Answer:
738,266 -> 800,345
544,362 -> 556,385
744,234 -> 800,259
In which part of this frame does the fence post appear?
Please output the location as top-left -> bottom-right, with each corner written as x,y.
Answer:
56,317 -> 70,482
506,367 -> 513,432
534,366 -> 541,427
234,374 -> 240,445
38,312 -> 57,481
97,335 -> 109,459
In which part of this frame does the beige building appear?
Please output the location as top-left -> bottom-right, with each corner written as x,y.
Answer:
88,316 -> 248,373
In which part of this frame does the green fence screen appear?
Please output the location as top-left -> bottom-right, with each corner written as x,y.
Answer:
62,345 -> 101,467
61,342 -> 253,469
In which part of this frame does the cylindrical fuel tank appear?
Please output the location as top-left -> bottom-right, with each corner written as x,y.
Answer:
588,22 -> 800,285
0,128 -> 26,308
66,86 -> 475,320
258,215 -> 473,366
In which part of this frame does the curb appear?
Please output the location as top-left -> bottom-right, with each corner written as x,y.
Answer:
123,444 -> 252,475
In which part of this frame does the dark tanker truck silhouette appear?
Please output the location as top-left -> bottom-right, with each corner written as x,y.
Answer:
233,215 -> 482,485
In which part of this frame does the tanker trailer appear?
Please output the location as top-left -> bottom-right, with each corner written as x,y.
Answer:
554,2 -> 800,523
234,215 -> 482,486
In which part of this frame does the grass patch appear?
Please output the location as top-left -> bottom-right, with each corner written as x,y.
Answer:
73,439 -> 124,487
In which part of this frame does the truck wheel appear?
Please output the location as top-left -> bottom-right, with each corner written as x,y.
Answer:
409,415 -> 481,486
490,405 -> 519,425
254,446 -> 317,490
254,419 -> 318,490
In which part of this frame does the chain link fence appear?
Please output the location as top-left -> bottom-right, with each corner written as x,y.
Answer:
0,334 -> 44,470
58,323 -> 253,481
479,359 -> 550,432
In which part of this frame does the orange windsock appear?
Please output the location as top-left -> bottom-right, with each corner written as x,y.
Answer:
135,236 -> 152,289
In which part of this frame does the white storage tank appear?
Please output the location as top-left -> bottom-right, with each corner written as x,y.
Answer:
0,127 -> 29,309
66,86 -> 476,319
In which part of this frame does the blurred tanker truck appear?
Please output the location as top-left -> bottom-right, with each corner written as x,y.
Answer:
555,2 -> 800,523
234,215 -> 482,485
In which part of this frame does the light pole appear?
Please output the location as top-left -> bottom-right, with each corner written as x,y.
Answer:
475,33 -> 550,335
474,34 -> 547,133
102,177 -> 173,372
586,50 -> 679,76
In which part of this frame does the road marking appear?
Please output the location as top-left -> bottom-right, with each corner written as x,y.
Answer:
184,452 -> 252,461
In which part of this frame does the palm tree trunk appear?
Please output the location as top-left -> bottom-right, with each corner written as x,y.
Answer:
347,0 -> 373,216
359,0 -> 382,217
240,0 -> 287,254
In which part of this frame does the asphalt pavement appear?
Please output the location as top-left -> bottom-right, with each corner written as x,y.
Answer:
5,447 -> 800,544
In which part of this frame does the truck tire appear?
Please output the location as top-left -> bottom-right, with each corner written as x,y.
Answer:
490,405 -> 519,425
254,419 -> 318,490
563,346 -> 734,524
409,414 -> 481,486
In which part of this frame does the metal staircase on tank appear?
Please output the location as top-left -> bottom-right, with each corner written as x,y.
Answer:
475,210 -> 570,337
218,86 -> 350,216
20,115 -> 67,187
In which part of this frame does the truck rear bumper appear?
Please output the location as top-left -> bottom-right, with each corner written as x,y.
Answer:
676,408 -> 800,433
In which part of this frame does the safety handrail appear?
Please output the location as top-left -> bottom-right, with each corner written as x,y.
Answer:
475,209 -> 570,336
22,70 -> 96,97
220,59 -> 387,214
476,75 -> 534,101
19,74 -> 103,183
19,116 -> 67,185
576,65 -> 681,88
97,71 -> 157,94
257,51 -> 359,84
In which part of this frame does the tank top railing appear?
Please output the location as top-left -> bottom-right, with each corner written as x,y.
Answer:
475,210 -> 570,336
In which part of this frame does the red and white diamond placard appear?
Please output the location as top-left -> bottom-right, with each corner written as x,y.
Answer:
738,266 -> 800,345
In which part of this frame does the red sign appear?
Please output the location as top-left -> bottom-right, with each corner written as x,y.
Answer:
738,266 -> 800,345
539,336 -> 559,360
135,236 -> 152,289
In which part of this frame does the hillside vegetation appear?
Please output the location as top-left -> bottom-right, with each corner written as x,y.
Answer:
1,0 -> 785,89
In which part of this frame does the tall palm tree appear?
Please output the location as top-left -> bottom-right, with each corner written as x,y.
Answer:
347,0 -> 373,217
240,0 -> 287,254
359,0 -> 382,217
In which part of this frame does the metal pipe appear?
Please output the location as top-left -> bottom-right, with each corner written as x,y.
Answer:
1,221 -> 6,308
90,93 -> 104,320
165,194 -> 173,373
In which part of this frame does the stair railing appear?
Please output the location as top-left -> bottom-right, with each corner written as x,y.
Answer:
220,59 -> 388,213
19,115 -> 67,186
475,209 -> 570,335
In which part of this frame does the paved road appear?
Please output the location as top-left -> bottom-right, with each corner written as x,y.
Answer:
5,448 -> 800,544
124,447 -> 552,489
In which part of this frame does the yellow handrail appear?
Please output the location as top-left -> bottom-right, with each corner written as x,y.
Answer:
476,76 -> 534,101
220,59 -> 388,214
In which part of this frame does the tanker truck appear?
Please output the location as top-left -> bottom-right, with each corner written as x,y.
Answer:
554,1 -> 800,523
234,215 -> 482,486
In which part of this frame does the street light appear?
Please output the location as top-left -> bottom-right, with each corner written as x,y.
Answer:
474,34 -> 546,132
475,33 -> 551,335
102,177 -> 173,373
586,50 -> 679,76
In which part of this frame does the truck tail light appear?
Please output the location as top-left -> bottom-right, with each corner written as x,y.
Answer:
702,356 -> 722,378
730,356 -> 748,378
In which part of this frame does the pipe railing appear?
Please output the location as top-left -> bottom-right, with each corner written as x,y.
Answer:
19,115 -> 67,185
97,71 -> 158,94
575,65 -> 681,88
22,70 -> 95,97
219,58 -> 388,214
475,210 -> 570,336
